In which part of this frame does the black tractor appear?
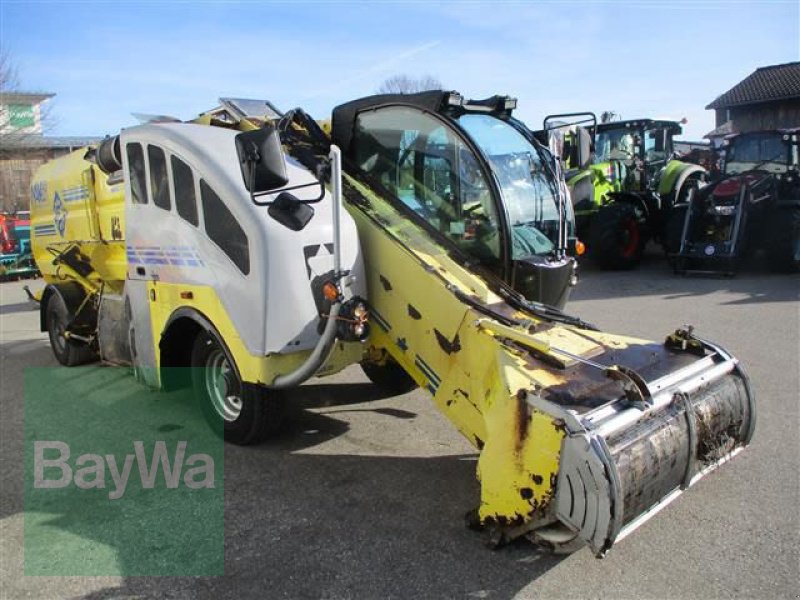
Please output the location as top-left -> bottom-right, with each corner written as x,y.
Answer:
667,128 -> 800,275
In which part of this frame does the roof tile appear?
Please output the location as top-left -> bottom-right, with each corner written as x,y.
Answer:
706,62 -> 800,109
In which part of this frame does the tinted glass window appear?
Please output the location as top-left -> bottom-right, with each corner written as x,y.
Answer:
148,145 -> 170,210
200,180 -> 249,274
354,107 -> 501,262
171,156 -> 198,226
126,143 -> 147,204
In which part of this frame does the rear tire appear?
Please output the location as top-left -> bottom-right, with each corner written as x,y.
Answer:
361,355 -> 417,396
589,203 -> 644,270
765,207 -> 800,273
45,293 -> 96,366
191,331 -> 285,445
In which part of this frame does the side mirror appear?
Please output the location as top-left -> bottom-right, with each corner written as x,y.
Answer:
235,125 -> 289,193
267,192 -> 315,231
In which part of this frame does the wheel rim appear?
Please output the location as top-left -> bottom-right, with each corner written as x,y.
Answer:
203,347 -> 243,422
620,218 -> 640,258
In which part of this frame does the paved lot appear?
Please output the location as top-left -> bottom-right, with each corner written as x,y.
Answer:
1,253 -> 798,599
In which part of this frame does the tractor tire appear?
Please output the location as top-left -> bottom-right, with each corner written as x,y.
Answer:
361,356 -> 417,396
664,205 -> 688,268
191,331 -> 285,445
765,206 -> 800,273
45,293 -> 96,366
589,203 -> 644,270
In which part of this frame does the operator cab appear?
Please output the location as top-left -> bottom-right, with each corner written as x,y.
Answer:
595,119 -> 682,189
722,129 -> 799,176
332,91 -> 577,308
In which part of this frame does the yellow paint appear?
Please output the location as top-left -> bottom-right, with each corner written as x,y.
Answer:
146,281 -> 361,385
31,150 -> 126,294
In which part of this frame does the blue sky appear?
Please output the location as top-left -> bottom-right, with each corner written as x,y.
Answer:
1,0 -> 797,140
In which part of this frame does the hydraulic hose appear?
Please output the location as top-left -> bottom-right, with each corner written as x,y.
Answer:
267,145 -> 344,389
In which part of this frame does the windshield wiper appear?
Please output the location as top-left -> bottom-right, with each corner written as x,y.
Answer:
496,287 -> 598,330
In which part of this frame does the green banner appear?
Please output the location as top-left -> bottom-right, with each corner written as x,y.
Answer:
8,104 -> 35,129
24,367 -> 224,576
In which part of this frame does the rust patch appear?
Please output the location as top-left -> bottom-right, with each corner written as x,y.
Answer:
515,390 -> 530,453
407,304 -> 422,320
520,487 -> 533,500
446,399 -> 454,407
475,436 -> 484,450
455,388 -> 469,399
379,275 -> 392,291
434,329 -> 461,354
531,474 -> 543,486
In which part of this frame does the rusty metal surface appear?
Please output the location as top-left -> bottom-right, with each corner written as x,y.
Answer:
540,341 -> 702,413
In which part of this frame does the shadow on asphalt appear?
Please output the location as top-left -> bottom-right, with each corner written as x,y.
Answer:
15,368 -> 565,598
573,246 -> 798,305
0,301 -> 37,316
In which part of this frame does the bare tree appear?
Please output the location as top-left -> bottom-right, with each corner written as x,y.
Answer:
377,74 -> 443,94
0,47 -> 57,152
0,47 -> 18,92
600,111 -> 619,123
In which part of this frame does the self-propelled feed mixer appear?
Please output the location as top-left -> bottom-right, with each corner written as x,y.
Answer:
30,94 -> 755,556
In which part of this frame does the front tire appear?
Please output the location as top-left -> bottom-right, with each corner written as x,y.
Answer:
191,331 -> 285,445
361,354 -> 417,396
45,293 -> 96,366
589,203 -> 644,270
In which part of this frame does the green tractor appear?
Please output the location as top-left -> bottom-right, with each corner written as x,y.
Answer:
543,116 -> 706,269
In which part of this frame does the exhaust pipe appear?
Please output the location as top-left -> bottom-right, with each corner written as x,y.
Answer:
95,136 -> 122,174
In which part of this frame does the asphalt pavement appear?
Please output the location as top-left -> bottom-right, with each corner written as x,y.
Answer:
1,251 -> 798,599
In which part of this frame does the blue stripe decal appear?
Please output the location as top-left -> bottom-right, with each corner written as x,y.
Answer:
414,355 -> 441,387
370,308 -> 391,332
126,245 -> 205,268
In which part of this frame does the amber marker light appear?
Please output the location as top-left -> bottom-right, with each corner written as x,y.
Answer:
322,281 -> 339,301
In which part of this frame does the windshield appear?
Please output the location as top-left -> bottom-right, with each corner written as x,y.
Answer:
459,114 -> 560,258
596,127 -> 640,162
725,133 -> 790,174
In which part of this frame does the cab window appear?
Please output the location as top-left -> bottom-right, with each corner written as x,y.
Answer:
126,143 -> 147,204
200,180 -> 250,275
353,106 -> 500,262
148,145 -> 171,210
171,156 -> 199,226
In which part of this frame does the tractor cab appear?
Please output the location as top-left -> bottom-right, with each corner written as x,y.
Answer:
722,129 -> 798,176
594,119 -> 683,192
332,91 -> 579,308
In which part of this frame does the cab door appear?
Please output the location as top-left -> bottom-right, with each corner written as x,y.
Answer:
350,105 -> 507,275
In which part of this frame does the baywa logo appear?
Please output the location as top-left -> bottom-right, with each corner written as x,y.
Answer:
31,180 -> 48,204
34,440 -> 215,500
53,192 -> 66,237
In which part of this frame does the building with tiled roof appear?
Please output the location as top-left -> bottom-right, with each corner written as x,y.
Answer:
705,62 -> 800,143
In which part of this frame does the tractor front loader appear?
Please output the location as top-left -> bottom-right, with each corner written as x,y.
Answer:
668,128 -> 800,275
30,92 -> 755,557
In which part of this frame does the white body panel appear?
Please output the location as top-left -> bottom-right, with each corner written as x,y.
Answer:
120,123 -> 365,364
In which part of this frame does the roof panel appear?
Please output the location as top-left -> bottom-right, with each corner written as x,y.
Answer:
706,62 -> 800,109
